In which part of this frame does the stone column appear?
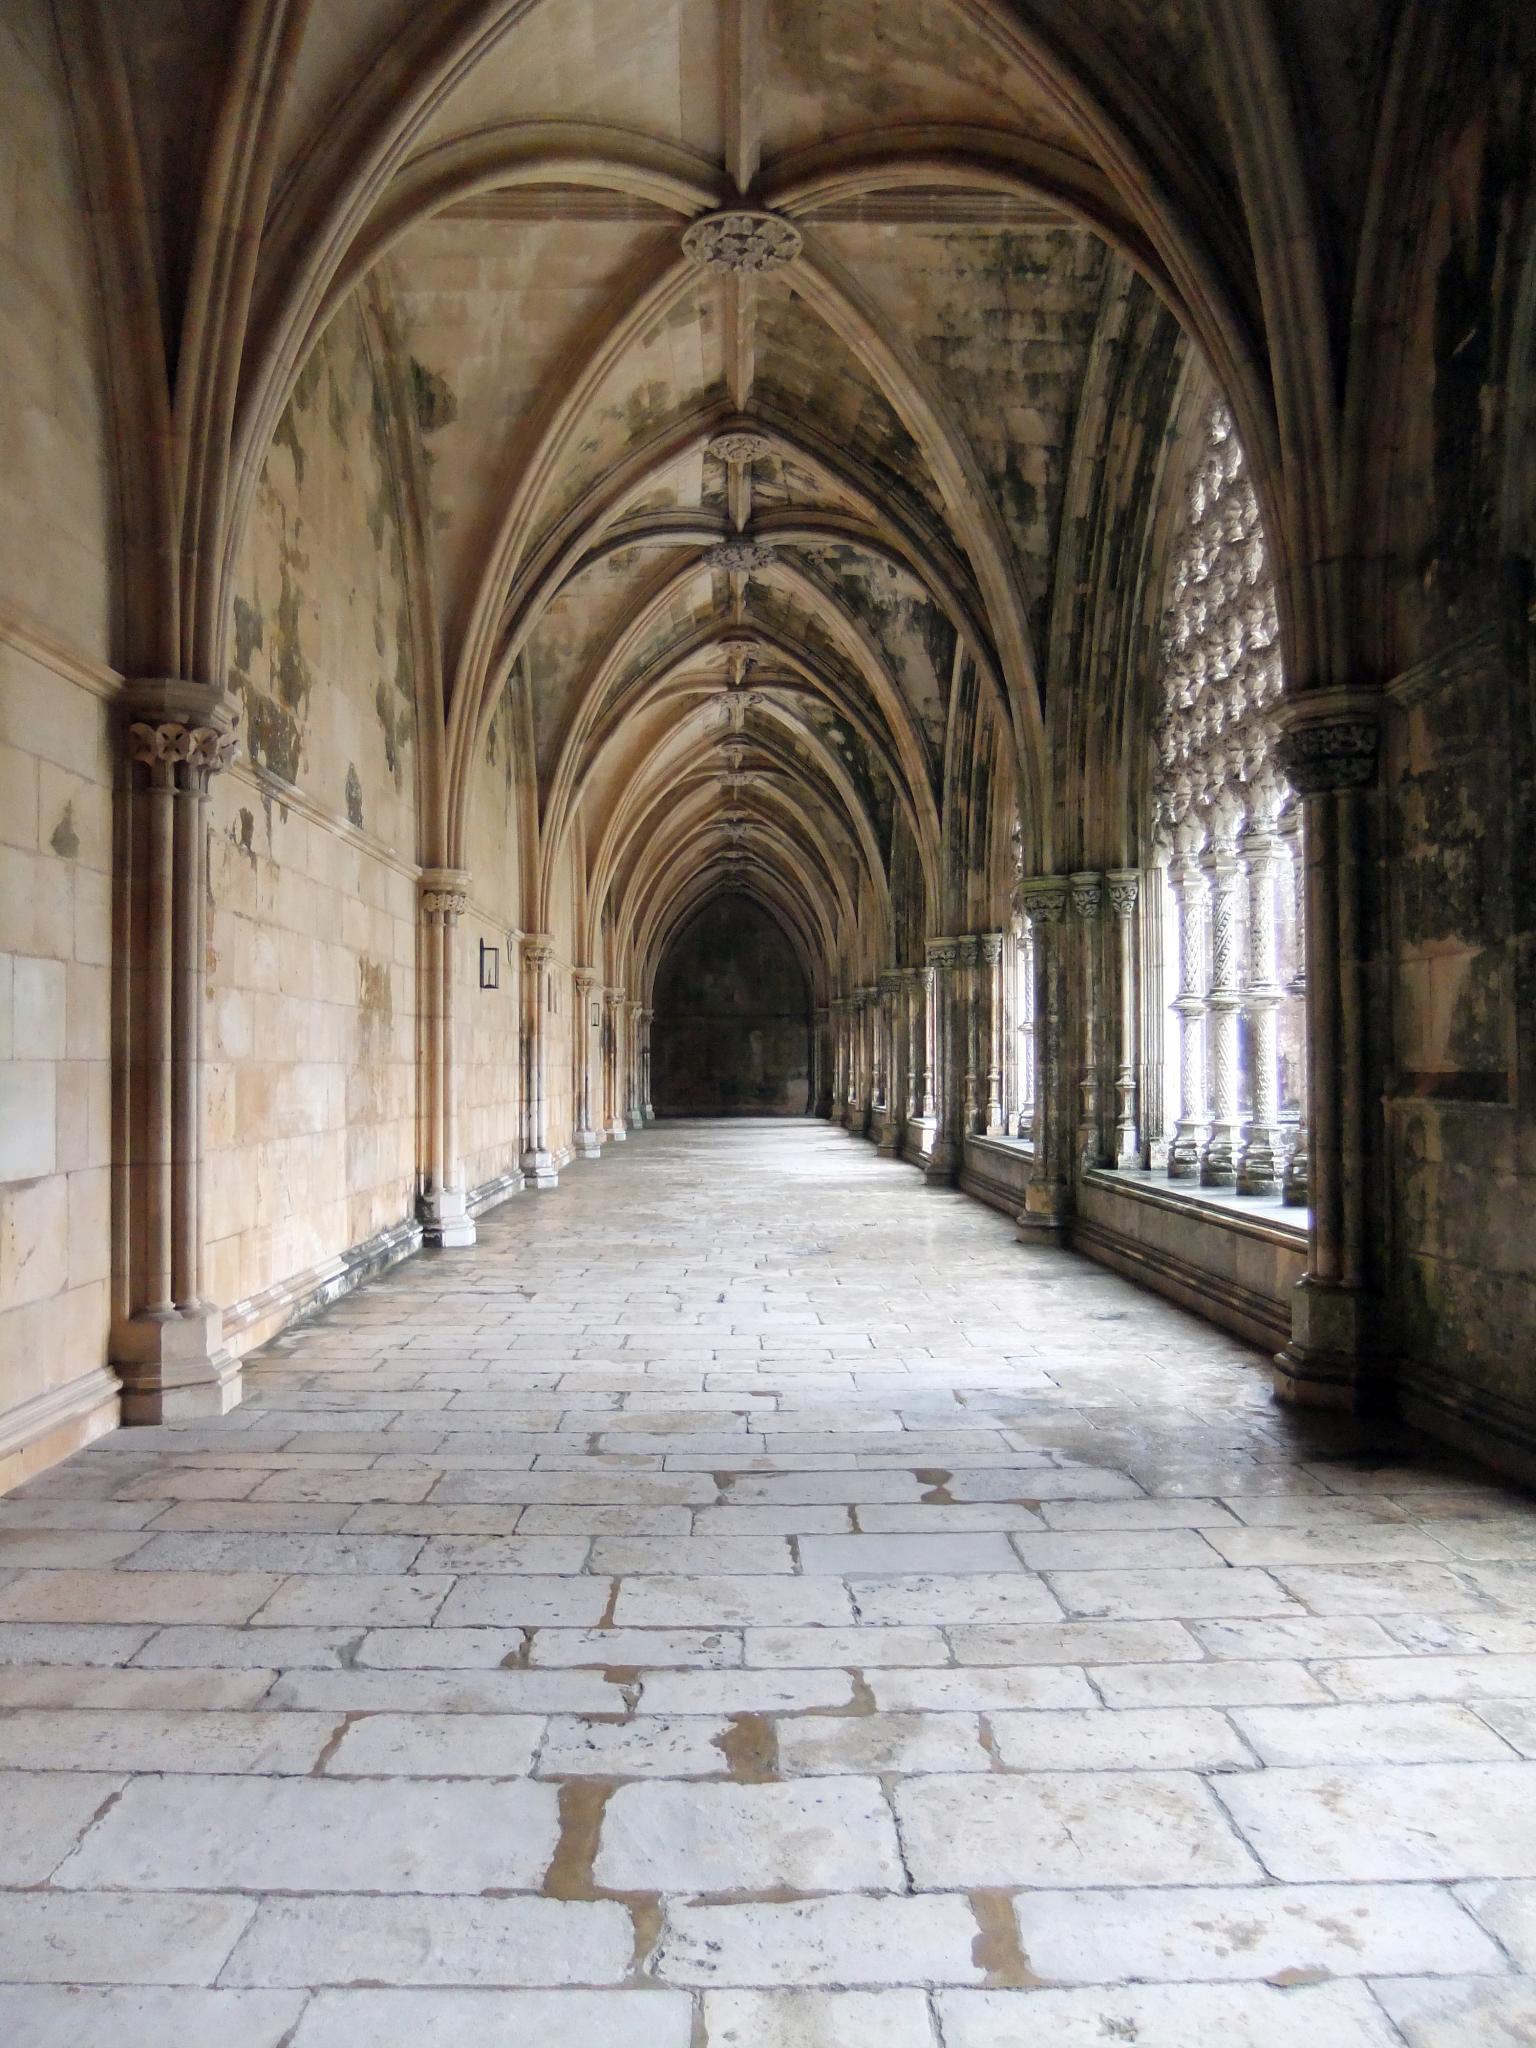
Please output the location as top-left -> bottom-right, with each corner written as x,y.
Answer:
877,971 -> 903,1155
906,967 -> 926,1127
979,933 -> 1006,1136
1167,814 -> 1210,1179
602,986 -> 627,1145
1237,780 -> 1284,1195
923,939 -> 958,1183
625,999 -> 644,1129
419,869 -> 478,1245
812,1006 -> 831,1117
571,969 -> 602,1158
115,684 -> 242,1421
1105,871 -> 1140,1167
1280,805 -> 1310,1206
955,935 -> 980,1135
521,938 -> 559,1187
918,963 -> 937,1122
1274,691 -> 1382,1406
855,987 -> 877,1136
640,1008 -> 656,1123
1199,793 -> 1244,1186
1069,873 -> 1105,1167
1016,878 -> 1071,1238
1014,917 -> 1036,1137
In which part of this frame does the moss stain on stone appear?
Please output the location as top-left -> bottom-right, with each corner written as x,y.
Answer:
49,802 -> 79,859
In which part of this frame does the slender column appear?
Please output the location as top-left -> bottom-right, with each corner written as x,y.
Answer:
1105,871 -> 1140,1166
114,689 -> 242,1421
572,969 -> 602,1157
922,940 -> 958,1181
418,870 -> 477,1243
1199,794 -> 1244,1186
1014,916 -> 1036,1137
1274,692 -> 1382,1406
877,971 -> 902,1155
955,935 -> 980,1135
1167,814 -> 1209,1178
1280,804 -> 1310,1205
979,933 -> 1005,1135
1069,874 -> 1105,1167
906,968 -> 926,1126
625,1000 -> 644,1128
640,1008 -> 655,1122
1141,851 -> 1169,1168
1017,879 -> 1071,1237
1237,779 -> 1284,1195
919,963 -> 938,1121
519,938 -> 559,1187
601,985 -> 627,1145
853,987 -> 875,1135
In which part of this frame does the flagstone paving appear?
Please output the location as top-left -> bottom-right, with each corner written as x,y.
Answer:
1,1120 -> 1533,2044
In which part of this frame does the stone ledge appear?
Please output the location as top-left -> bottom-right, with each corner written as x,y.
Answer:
1082,1167 -> 1308,1249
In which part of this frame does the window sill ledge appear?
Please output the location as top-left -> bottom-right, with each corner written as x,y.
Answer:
1082,1166 -> 1308,1247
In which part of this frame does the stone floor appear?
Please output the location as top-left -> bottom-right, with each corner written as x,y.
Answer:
2,1122 -> 1535,2045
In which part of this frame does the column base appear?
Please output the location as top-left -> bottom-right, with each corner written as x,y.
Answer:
877,1118 -> 901,1157
574,1129 -> 603,1159
420,1185 -> 477,1247
115,1305 -> 242,1424
1015,1183 -> 1070,1244
521,1149 -> 560,1189
1274,1277 -> 1386,1411
604,1121 -> 627,1145
923,1138 -> 956,1185
642,1106 -> 656,1125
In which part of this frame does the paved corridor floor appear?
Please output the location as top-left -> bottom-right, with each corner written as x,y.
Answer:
3,1123 -> 1536,2045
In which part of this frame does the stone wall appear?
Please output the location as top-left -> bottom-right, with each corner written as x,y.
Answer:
654,895 -> 812,1116
0,1 -> 119,1486
211,301 -> 424,1351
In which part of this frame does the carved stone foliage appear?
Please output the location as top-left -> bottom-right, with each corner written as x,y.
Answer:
1153,404 -> 1289,839
706,539 -> 777,573
708,429 -> 773,463
682,210 -> 803,273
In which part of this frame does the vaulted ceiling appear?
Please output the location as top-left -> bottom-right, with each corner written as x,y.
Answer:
106,0 -> 1393,989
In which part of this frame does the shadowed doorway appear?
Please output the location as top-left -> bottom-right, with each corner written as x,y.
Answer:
652,894 -> 812,1116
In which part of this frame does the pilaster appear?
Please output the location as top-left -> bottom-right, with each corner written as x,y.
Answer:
1273,689 -> 1385,1409
113,683 -> 242,1421
1016,880 -> 1071,1238
418,869 -> 478,1246
521,937 -> 560,1186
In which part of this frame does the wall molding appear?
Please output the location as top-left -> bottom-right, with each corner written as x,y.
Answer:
0,1369 -> 120,1496
225,757 -> 422,884
1398,1365 -> 1536,1493
224,1214 -> 423,1348
0,601 -> 122,701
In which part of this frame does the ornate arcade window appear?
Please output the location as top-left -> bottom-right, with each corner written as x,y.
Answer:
1149,403 -> 1308,1203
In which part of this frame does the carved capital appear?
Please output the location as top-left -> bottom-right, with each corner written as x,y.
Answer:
925,937 -> 958,969
979,932 -> 1005,965
522,933 -> 554,972
419,866 -> 470,924
683,209 -> 802,273
878,970 -> 903,997
1020,878 -> 1070,926
1068,872 -> 1103,922
123,682 -> 240,788
706,538 -> 776,574
1105,869 -> 1140,918
1275,690 -> 1381,796
573,967 -> 599,996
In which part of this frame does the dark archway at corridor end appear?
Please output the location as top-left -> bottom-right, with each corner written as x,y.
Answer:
652,893 -> 812,1117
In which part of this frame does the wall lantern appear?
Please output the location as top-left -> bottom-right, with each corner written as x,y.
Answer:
479,940 -> 500,990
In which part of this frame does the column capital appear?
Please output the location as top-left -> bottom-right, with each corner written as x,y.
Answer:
878,970 -> 904,996
1019,878 -> 1070,925
1274,686 -> 1381,796
925,935 -> 958,968
419,867 -> 470,923
604,983 -> 625,1007
956,933 -> 981,967
122,681 -> 240,787
978,930 -> 1005,964
572,965 -> 599,995
522,932 -> 554,970
1068,871 -> 1103,921
1104,869 -> 1140,918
